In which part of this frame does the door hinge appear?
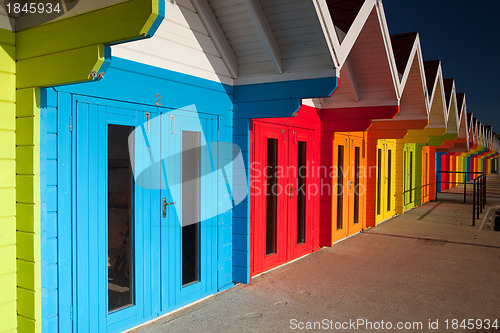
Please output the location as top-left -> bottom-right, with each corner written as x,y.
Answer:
69,116 -> 73,132
70,305 -> 73,321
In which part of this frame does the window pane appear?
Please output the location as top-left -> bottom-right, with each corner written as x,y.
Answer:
403,150 -> 407,204
354,146 -> 360,224
296,142 -> 307,244
182,131 -> 200,285
409,151 -> 413,203
377,148 -> 382,215
424,153 -> 428,197
387,149 -> 392,212
108,124 -> 134,312
266,139 -> 278,255
336,145 -> 344,230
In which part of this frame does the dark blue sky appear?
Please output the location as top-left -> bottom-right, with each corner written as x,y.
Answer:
382,0 -> 500,134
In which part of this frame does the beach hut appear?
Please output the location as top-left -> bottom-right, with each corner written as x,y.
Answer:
306,0 -> 401,246
10,0 -> 341,331
400,60 -> 447,208
367,32 -> 429,224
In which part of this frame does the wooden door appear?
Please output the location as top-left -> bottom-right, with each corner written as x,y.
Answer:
376,140 -> 396,223
286,127 -> 314,259
332,133 -> 366,240
252,123 -> 287,275
251,122 -> 315,276
422,147 -> 430,204
332,134 -> 349,241
347,136 -> 365,235
403,144 -> 416,211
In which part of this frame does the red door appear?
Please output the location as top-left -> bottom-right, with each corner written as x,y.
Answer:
251,122 -> 314,276
422,148 -> 430,203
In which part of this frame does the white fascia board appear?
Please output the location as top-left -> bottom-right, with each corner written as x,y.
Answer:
312,0 -> 341,69
448,83 -> 460,133
429,69 -> 448,128
244,0 -> 283,74
468,112 -> 473,139
191,0 -> 239,78
458,98 -> 469,141
320,99 -> 399,109
375,1 -> 402,99
399,36 -> 429,115
338,0 -> 376,67
234,68 -> 338,86
415,38 -> 431,114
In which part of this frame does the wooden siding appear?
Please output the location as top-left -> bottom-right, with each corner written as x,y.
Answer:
211,0 -> 334,81
39,58 -> 235,330
15,0 -> 128,31
16,87 -> 41,333
0,28 -> 17,333
323,9 -> 398,108
40,89 -> 60,332
112,0 -> 233,85
259,0 -> 332,73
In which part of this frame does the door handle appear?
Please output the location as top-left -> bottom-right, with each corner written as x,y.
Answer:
162,198 -> 176,218
288,185 -> 297,199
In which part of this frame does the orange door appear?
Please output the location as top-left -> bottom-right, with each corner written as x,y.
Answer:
347,136 -> 365,235
332,133 -> 365,241
332,135 -> 349,241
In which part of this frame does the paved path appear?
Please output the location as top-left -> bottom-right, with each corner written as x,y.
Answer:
131,175 -> 500,333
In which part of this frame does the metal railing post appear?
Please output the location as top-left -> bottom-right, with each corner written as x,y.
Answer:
435,171 -> 439,201
472,179 -> 476,226
476,178 -> 480,220
483,174 -> 487,208
464,180 -> 467,203
481,175 -> 484,211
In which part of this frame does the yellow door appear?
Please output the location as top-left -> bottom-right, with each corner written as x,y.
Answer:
376,139 -> 396,223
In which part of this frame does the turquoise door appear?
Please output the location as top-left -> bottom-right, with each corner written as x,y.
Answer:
159,109 -> 218,311
72,97 -> 219,332
73,97 -> 160,332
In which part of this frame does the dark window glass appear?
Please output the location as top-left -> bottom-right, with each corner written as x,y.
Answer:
387,149 -> 392,212
266,139 -> 278,255
297,142 -> 307,244
409,151 -> 414,203
182,131 -> 200,285
108,125 -> 134,312
336,145 -> 344,230
424,153 -> 428,198
377,148 -> 382,215
403,150 -> 407,204
354,146 -> 360,224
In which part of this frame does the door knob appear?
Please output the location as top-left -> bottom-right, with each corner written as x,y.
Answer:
162,198 -> 176,218
288,185 -> 297,199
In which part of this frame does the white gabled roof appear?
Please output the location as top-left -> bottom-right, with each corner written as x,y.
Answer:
424,60 -> 447,129
388,32 -> 429,121
443,78 -> 460,135
199,0 -> 340,85
307,0 -> 400,109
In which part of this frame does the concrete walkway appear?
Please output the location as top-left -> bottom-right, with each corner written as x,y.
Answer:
131,175 -> 500,333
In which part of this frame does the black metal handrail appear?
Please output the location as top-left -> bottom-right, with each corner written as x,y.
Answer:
435,171 -> 486,226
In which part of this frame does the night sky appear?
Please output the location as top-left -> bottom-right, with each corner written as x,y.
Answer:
381,0 -> 500,134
